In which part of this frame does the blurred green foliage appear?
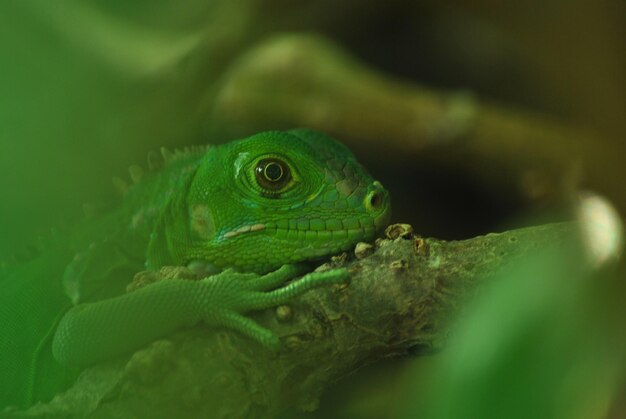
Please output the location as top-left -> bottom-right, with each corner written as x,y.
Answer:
407,249 -> 625,419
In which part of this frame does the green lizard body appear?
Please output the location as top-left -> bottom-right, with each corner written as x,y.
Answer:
0,129 -> 391,409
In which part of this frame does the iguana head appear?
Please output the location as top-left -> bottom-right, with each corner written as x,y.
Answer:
182,129 -> 391,273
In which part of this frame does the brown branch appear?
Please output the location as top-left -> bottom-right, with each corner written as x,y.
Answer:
14,222 -> 579,419
203,34 -> 626,211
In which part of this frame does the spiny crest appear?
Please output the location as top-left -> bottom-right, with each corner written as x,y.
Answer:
1,144 -> 211,272
160,145 -> 210,166
111,144 -> 210,197
146,151 -> 162,171
128,165 -> 144,185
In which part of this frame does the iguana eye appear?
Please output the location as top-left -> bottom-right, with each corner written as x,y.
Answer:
255,158 -> 291,191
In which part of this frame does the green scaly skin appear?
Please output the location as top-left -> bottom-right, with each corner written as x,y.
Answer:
0,129 -> 391,410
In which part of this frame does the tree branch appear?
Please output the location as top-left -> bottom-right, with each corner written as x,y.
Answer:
203,35 -> 626,211
14,222 -> 579,419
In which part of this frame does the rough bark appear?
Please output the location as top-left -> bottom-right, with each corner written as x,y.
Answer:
10,222 -> 578,419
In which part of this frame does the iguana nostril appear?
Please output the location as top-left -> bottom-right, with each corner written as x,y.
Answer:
370,192 -> 381,209
365,190 -> 383,212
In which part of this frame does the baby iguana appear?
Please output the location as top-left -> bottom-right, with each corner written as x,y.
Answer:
0,129 -> 391,409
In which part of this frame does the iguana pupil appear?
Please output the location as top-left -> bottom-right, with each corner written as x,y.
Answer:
264,162 -> 283,181
255,158 -> 290,190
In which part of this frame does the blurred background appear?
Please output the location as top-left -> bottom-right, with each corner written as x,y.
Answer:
1,1 -> 624,418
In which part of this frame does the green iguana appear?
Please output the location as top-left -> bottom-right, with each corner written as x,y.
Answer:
0,129 -> 391,410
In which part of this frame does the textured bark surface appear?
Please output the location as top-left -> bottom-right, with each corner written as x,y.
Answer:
8,222 -> 578,419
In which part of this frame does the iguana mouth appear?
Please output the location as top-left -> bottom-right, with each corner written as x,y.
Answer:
266,225 -> 377,242
222,223 -> 267,239
221,202 -> 390,243
222,218 -> 380,241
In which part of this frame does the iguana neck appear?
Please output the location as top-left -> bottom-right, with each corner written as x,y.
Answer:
127,154 -> 204,270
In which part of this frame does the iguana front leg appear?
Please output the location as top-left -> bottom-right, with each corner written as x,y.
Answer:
52,265 -> 348,367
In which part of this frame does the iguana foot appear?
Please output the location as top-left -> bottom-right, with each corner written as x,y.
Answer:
195,264 -> 349,349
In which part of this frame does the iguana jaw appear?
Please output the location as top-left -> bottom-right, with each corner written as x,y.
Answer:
221,193 -> 390,238
220,178 -> 391,244
210,178 -> 391,269
217,205 -> 391,260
